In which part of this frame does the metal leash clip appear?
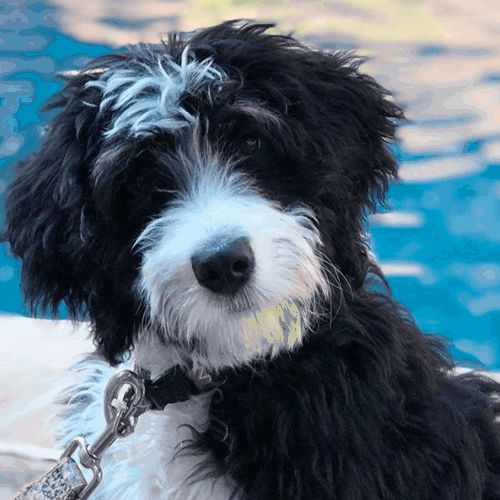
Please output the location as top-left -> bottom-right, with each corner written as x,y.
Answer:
15,370 -> 149,500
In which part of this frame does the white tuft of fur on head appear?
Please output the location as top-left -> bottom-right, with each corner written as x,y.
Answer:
87,46 -> 227,139
135,142 -> 329,372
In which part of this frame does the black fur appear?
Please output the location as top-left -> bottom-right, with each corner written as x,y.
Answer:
202,286 -> 500,498
4,20 -> 500,498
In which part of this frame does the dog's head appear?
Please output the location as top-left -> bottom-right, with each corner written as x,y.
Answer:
5,21 -> 402,369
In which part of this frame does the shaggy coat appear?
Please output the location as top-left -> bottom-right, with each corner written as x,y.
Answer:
4,21 -> 500,499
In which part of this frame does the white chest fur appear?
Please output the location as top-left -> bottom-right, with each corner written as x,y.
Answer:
57,359 -> 235,499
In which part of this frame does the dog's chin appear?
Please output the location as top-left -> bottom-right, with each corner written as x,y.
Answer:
140,294 -> 308,373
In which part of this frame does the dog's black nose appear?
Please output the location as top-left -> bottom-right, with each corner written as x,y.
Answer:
191,236 -> 255,294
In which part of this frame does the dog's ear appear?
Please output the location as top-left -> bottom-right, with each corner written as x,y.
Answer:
300,50 -> 404,209
336,57 -> 403,210
4,69 -> 100,314
290,49 -> 403,287
3,59 -> 137,363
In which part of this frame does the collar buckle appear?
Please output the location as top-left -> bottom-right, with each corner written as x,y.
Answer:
138,365 -> 202,411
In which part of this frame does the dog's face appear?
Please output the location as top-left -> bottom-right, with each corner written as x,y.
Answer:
5,22 -> 401,369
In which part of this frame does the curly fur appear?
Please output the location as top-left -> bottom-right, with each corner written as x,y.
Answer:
4,20 -> 500,499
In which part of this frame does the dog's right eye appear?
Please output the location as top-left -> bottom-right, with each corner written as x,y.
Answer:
239,136 -> 262,157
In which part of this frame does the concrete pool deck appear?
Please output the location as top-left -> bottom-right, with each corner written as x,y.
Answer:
0,317 -> 91,498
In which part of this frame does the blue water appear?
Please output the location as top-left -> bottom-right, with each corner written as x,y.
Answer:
1,1 -> 499,367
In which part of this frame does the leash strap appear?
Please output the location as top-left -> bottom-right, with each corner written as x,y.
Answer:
14,369 -> 149,499
13,366 -> 202,499
14,457 -> 87,500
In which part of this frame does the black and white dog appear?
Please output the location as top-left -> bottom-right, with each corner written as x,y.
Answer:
5,21 -> 500,499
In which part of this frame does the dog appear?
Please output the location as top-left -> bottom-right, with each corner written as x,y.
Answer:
4,20 -> 500,499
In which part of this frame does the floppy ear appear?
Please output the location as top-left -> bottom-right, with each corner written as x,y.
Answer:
309,50 -> 404,209
340,60 -> 403,210
4,70 -> 102,315
3,61 -> 140,364
294,49 -> 404,287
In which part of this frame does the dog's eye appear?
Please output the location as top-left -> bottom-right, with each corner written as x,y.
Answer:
239,136 -> 261,157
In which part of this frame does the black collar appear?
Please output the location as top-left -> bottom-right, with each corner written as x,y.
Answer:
139,365 -> 203,411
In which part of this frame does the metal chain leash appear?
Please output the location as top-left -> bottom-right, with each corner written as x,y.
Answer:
14,370 -> 150,500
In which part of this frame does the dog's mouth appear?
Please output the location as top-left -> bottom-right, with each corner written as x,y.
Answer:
215,288 -> 256,315
228,303 -> 252,314
224,299 -> 254,315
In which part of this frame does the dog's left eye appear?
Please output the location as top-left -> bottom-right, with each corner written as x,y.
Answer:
239,136 -> 261,157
